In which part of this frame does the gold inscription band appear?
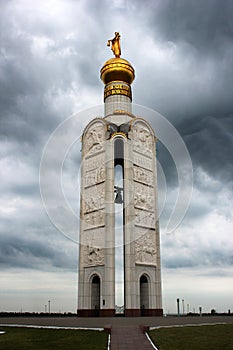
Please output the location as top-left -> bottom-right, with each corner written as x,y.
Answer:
104,83 -> 132,101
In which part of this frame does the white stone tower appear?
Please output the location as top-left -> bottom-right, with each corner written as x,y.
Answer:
77,33 -> 163,317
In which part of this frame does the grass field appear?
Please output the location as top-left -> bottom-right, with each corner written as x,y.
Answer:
0,326 -> 108,350
149,323 -> 233,350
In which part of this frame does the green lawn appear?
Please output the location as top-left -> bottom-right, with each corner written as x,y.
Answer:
149,323 -> 233,350
0,326 -> 108,350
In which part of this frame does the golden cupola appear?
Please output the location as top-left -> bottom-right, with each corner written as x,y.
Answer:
101,57 -> 135,85
100,32 -> 135,102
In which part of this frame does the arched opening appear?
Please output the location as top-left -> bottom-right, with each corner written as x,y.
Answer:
91,275 -> 100,316
114,137 -> 125,315
140,274 -> 149,316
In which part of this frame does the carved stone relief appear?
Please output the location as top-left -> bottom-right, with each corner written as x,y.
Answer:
133,153 -> 153,171
81,228 -> 105,267
81,227 -> 104,246
84,165 -> 105,188
83,245 -> 105,267
83,122 -> 106,156
84,210 -> 105,230
84,153 -> 105,173
84,169 -> 96,188
133,166 -> 153,186
132,122 -> 153,157
135,229 -> 156,265
134,182 -> 154,211
83,183 -> 105,213
81,121 -> 106,268
135,208 -> 155,228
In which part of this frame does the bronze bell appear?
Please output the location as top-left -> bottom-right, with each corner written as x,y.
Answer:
114,186 -> 123,204
115,191 -> 123,204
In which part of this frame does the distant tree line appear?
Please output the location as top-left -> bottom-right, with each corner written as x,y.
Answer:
0,310 -> 232,317
186,310 -> 232,317
0,312 -> 77,317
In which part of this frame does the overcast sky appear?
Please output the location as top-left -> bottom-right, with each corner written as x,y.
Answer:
0,0 -> 232,314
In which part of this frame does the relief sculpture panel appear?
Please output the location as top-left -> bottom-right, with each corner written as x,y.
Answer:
133,165 -> 153,186
84,153 -> 105,173
81,228 -> 105,267
131,121 -> 154,157
133,153 -> 153,171
81,120 -> 106,268
84,165 -> 105,188
83,121 -> 106,156
135,228 -> 157,266
84,210 -> 105,230
84,152 -> 105,189
83,183 -> 105,213
135,208 -> 155,229
83,245 -> 105,267
134,182 -> 154,211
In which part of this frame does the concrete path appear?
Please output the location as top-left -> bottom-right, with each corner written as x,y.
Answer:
110,325 -> 154,350
1,315 -> 233,328
1,316 -> 233,349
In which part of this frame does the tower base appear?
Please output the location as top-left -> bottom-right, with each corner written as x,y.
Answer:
77,309 -> 115,317
77,308 -> 163,317
125,309 -> 163,317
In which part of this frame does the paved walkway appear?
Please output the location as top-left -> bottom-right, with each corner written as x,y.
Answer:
110,325 -> 154,350
1,315 -> 232,328
1,316 -> 233,349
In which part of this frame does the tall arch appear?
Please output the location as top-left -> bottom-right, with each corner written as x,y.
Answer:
91,274 -> 101,316
114,135 -> 125,314
140,274 -> 149,316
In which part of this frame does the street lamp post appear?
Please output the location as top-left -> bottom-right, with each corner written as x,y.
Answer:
199,306 -> 202,317
48,300 -> 50,314
177,298 -> 180,317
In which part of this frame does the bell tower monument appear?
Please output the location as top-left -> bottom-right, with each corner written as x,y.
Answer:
77,33 -> 163,317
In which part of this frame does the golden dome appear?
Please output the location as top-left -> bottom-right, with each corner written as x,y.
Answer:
100,57 -> 135,85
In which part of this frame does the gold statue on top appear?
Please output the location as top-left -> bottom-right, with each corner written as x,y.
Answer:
107,32 -> 121,58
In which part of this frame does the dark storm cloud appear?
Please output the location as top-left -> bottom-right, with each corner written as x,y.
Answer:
156,112 -> 233,188
161,225 -> 233,270
149,0 -> 233,56
130,0 -> 233,187
0,1 -> 99,153
156,0 -> 233,111
0,218 -> 77,271
163,244 -> 233,269
178,113 -> 233,183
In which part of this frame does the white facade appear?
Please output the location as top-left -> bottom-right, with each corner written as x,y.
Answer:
77,55 -> 162,317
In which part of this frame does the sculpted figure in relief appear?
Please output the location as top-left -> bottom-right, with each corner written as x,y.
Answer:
85,170 -> 96,188
96,166 -> 105,183
84,154 -> 105,173
133,154 -> 153,171
135,232 -> 156,265
84,166 -> 105,188
83,184 -> 105,213
132,122 -> 153,155
84,245 -> 104,266
84,196 -> 96,213
81,229 -> 104,265
84,123 -> 105,155
134,183 -> 154,211
84,211 -> 104,229
135,209 -> 155,228
133,166 -> 153,186
84,194 -> 105,213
